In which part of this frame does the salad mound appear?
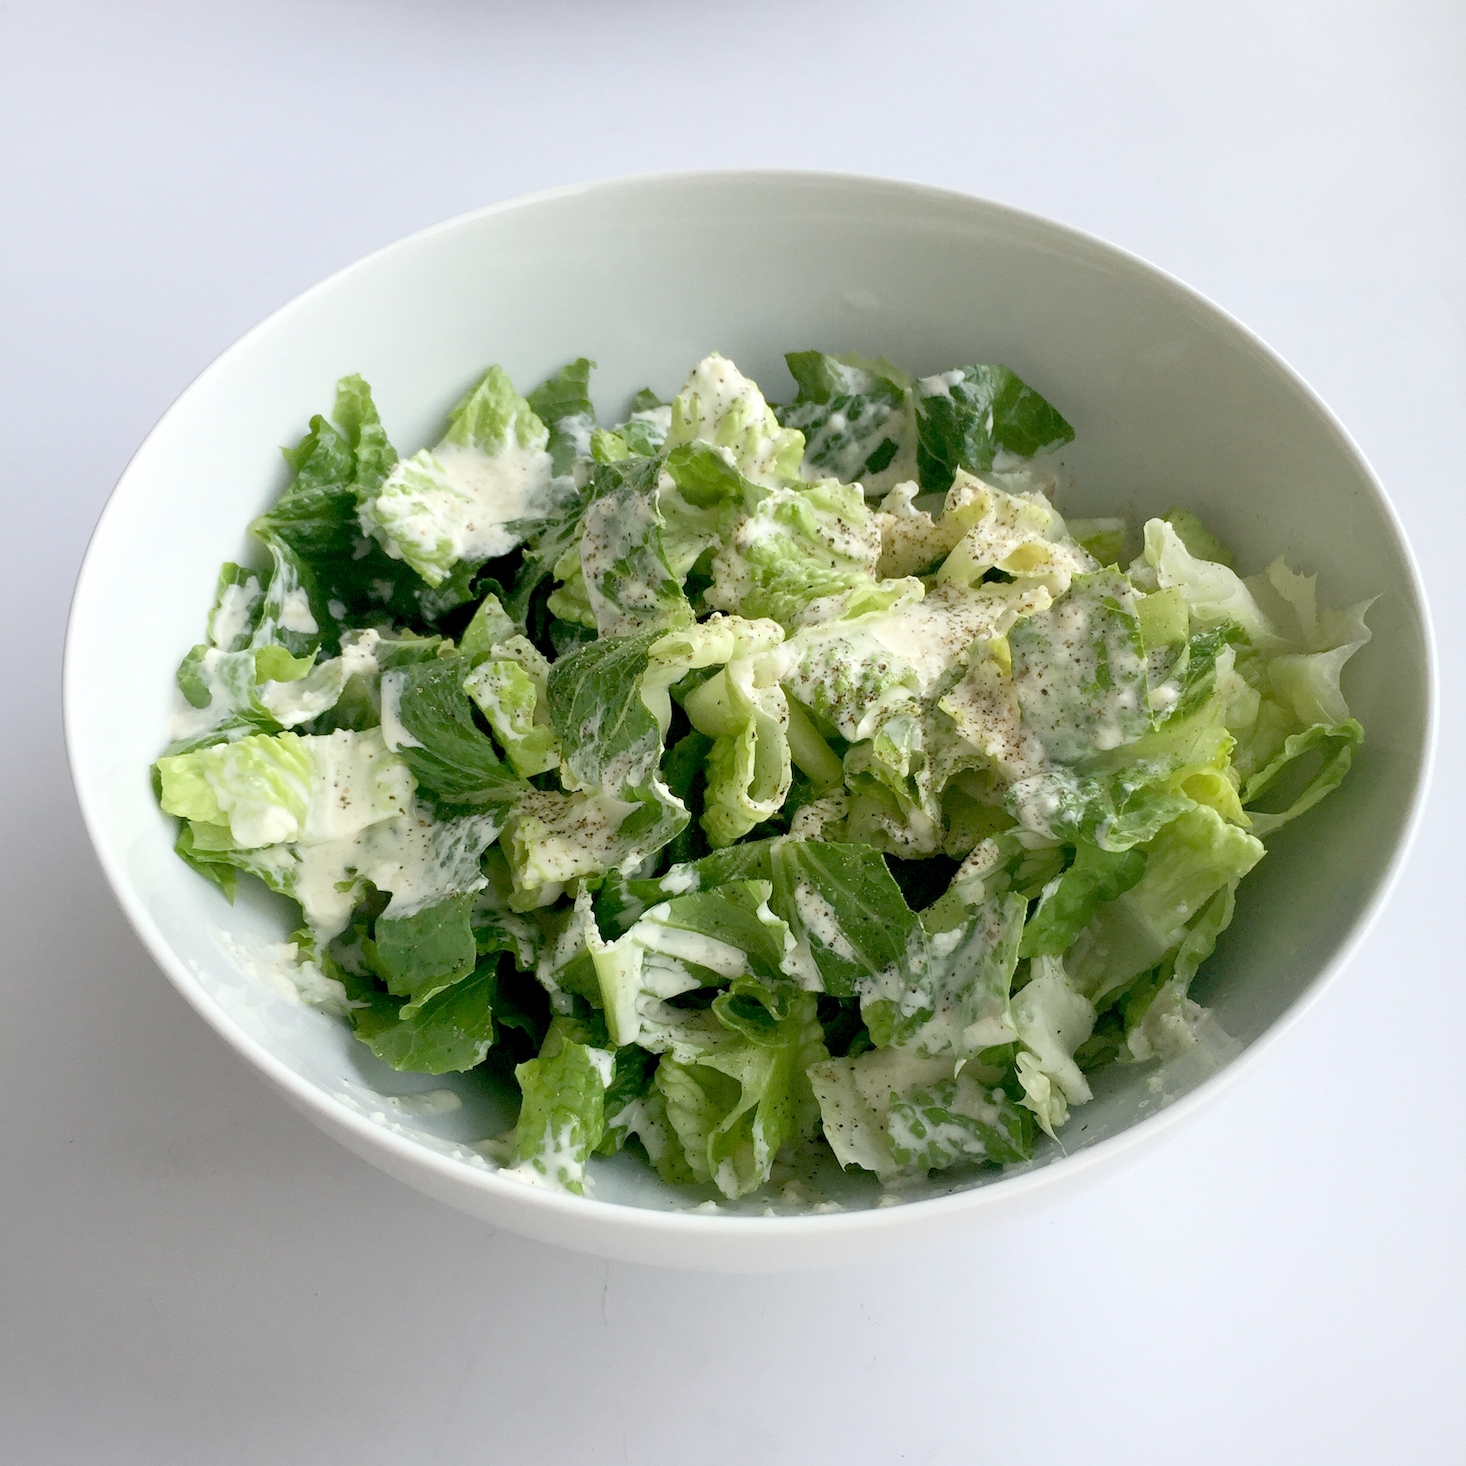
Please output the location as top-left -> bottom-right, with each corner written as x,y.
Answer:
154,350 -> 1370,1198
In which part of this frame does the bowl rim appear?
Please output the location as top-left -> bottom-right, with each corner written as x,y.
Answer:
64,167 -> 1439,1247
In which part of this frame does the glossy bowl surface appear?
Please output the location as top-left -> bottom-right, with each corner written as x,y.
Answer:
65,172 -> 1434,1269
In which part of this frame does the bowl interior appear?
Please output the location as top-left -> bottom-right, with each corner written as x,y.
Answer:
67,173 -> 1432,1235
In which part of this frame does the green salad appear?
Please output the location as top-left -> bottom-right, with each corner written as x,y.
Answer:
154,350 -> 1371,1198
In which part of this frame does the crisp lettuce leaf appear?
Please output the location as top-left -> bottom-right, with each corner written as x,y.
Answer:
1011,955 -> 1097,1135
777,351 -> 918,495
654,978 -> 827,1197
887,1072 -> 1034,1171
1163,508 -> 1235,567
1066,805 -> 1264,1001
588,881 -> 795,1048
1007,569 -> 1151,765
1241,719 -> 1363,836
502,788 -> 684,907
463,644 -> 560,778
666,353 -> 804,488
1266,599 -> 1373,728
157,727 -> 413,849
249,376 -> 485,637
256,374 -> 396,565
1124,883 -> 1237,1061
547,628 -> 670,796
179,803 -> 502,941
358,365 -> 562,587
577,480 -> 693,637
627,838 -> 926,1003
1019,841 -> 1148,957
935,474 -> 1094,595
386,656 -> 526,808
373,892 -> 478,1013
352,959 -> 497,1074
1140,518 -> 1284,650
863,891 -> 1026,1057
458,591 -> 518,667
806,1048 -> 954,1179
506,454 -> 651,625
1069,516 -> 1128,567
525,357 -> 597,478
680,636 -> 792,846
915,364 -> 1074,490
509,1036 -> 613,1194
767,838 -> 927,1000
871,479 -> 980,579
705,476 -> 902,628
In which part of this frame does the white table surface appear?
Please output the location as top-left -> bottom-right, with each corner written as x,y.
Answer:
4,2 -> 1463,1461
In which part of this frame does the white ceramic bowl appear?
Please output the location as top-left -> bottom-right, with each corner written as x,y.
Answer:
66,172 -> 1434,1270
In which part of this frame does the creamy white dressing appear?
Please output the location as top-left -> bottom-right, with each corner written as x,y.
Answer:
300,728 -> 414,843
554,412 -> 596,462
378,669 -> 423,751
210,577 -> 261,649
792,880 -> 857,961
366,437 -> 558,576
433,439 -> 557,560
866,583 -> 1044,697
212,931 -> 353,1015
915,368 -> 965,399
505,790 -> 640,891
1010,957 -> 1096,1120
257,663 -> 345,727
501,1120 -> 590,1193
657,864 -> 700,896
639,908 -> 749,979
277,587 -> 318,635
381,1089 -> 462,1117
788,789 -> 849,841
628,403 -> 671,436
288,804 -> 500,937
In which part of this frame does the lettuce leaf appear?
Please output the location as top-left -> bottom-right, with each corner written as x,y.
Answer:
863,891 -> 1026,1057
886,1072 -> 1034,1171
157,727 -> 414,849
666,353 -> 804,488
1018,841 -> 1148,957
352,959 -> 497,1074
509,1036 -> 613,1194
915,364 -> 1074,491
577,480 -> 693,637
1241,719 -> 1363,836
1011,955 -> 1097,1135
1007,569 -> 1150,764
704,476 -> 900,628
777,351 -> 918,495
462,640 -> 560,778
654,978 -> 826,1197
525,357 -> 597,478
358,365 -> 563,587
373,891 -> 478,1013
1066,805 -> 1264,1001
806,1048 -> 954,1179
387,656 -> 526,808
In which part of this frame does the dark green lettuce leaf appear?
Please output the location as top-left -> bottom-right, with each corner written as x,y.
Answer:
915,363 -> 1074,490
777,351 -> 915,489
546,627 -> 667,795
373,892 -> 478,1011
1019,841 -> 1148,958
527,358 -> 597,477
392,657 -> 527,807
352,959 -> 497,1073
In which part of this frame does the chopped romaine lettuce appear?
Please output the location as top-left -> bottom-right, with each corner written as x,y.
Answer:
159,347 -> 1371,1199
